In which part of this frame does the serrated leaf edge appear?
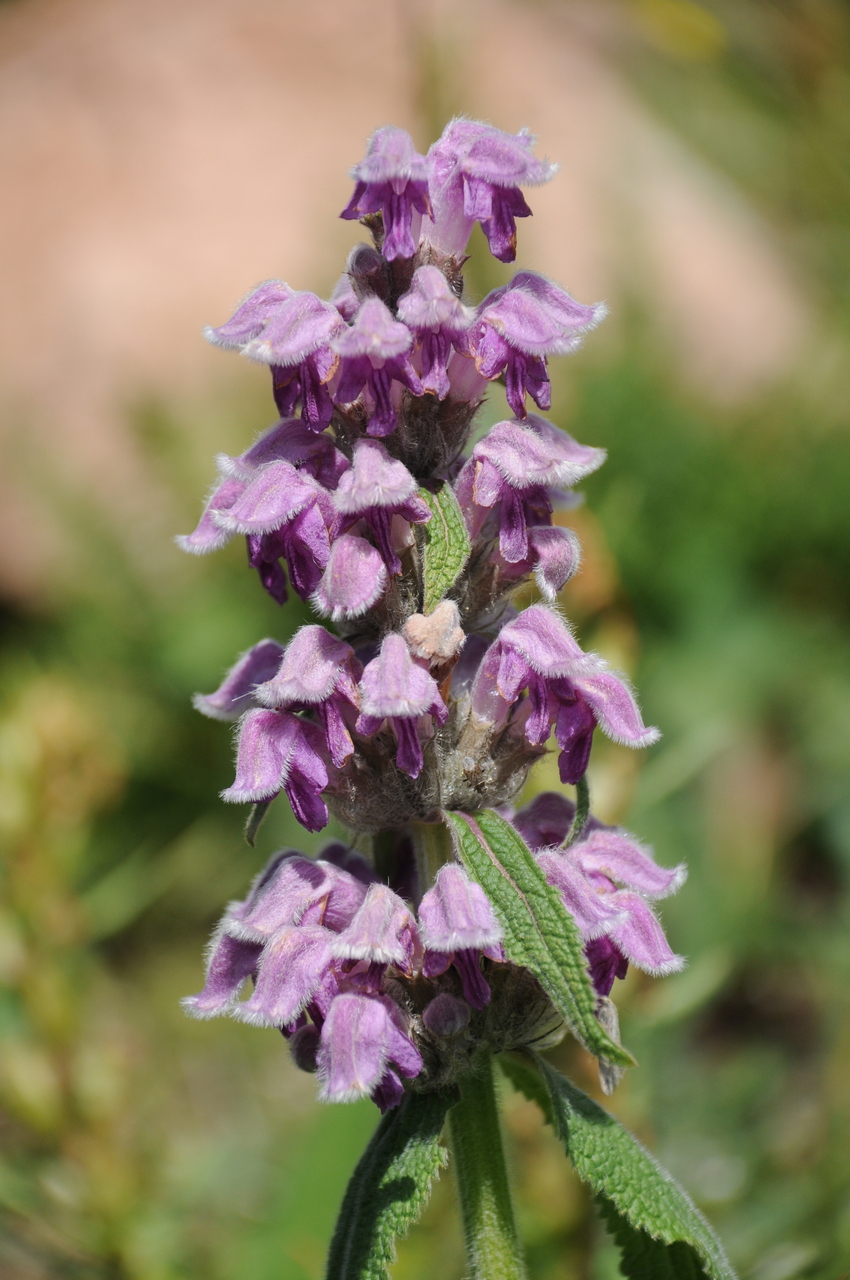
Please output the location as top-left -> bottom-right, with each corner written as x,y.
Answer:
419,484 -> 471,613
444,809 -> 634,1069
325,1090 -> 453,1280
531,1055 -> 738,1280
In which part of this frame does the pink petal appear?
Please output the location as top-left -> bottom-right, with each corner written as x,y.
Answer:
418,864 -> 503,953
575,830 -> 686,900
528,526 -> 581,599
312,535 -> 388,621
317,993 -> 421,1101
499,606 -> 584,675
182,928 -> 262,1019
176,475 -> 246,554
359,634 -> 445,719
570,669 -> 660,748
221,708 -> 300,803
333,439 -> 418,515
194,639 -> 285,720
607,892 -> 685,976
536,852 -> 624,939
235,926 -> 334,1027
212,461 -> 319,535
255,626 -> 355,706
331,884 -> 420,970
204,279 -> 293,348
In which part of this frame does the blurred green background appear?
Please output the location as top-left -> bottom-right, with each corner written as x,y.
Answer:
1,1 -> 850,1277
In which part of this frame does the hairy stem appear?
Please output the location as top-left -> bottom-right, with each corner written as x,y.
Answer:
411,818 -> 454,902
448,1052 -> 527,1280
564,773 -> 590,848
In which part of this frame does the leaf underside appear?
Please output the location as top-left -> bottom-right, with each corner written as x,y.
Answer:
324,1088 -> 455,1280
445,809 -> 633,1068
419,484 -> 471,613
501,1053 -> 737,1280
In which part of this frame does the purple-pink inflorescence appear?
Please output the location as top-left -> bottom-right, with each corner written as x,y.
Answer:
181,119 -> 683,1109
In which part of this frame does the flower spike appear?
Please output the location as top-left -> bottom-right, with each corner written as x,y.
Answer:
185,118 -> 702,1175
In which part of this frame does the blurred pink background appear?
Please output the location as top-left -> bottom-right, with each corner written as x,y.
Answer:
0,0 -> 809,598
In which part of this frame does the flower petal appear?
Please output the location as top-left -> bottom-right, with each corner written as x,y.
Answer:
194,639 -> 285,720
312,535 -> 388,621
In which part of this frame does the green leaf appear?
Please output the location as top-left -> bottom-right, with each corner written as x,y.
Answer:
325,1089 -> 454,1280
419,484 -> 470,613
597,1200 -> 710,1280
527,1054 -> 737,1280
445,809 -> 634,1069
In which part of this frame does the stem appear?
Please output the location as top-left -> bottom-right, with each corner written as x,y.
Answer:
411,818 -> 453,902
563,774 -> 590,848
448,1053 -> 527,1280
371,828 -> 400,884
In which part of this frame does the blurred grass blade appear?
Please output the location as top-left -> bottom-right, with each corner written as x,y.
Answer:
245,799 -> 272,847
519,1054 -> 737,1280
444,810 -> 633,1068
325,1088 -> 454,1280
419,484 -> 470,613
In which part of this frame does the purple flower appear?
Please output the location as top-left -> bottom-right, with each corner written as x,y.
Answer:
513,793 -> 686,994
331,883 -> 422,974
312,533 -> 389,622
223,708 -> 330,832
230,417 -> 349,490
183,120 -> 691,1124
176,419 -> 346,604
202,279 -> 294,346
356,634 -> 448,779
421,992 -> 471,1038
205,284 -> 345,429
193,638 -> 286,721
182,851 -> 369,1020
184,849 -> 423,1111
211,461 -> 335,603
178,419 -> 346,548
419,863 -> 505,1009
340,127 -> 431,262
332,439 -> 431,575
470,606 -> 660,784
231,850 -> 372,938
237,925 -> 336,1027
182,930 -> 263,1021
494,524 -> 583,603
317,992 -> 423,1106
254,625 -> 361,768
424,119 -> 557,262
175,474 -> 248,557
455,415 -> 605,598
331,297 -> 423,437
396,266 -> 472,398
511,790 -> 605,850
467,272 -> 606,419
